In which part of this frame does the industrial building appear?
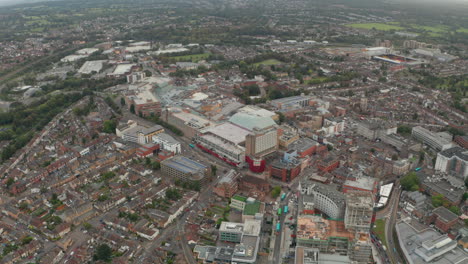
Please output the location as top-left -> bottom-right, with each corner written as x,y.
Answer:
412,126 -> 453,151
116,120 -> 164,145
160,156 -> 210,188
434,146 -> 468,180
124,82 -> 161,117
295,247 -> 353,264
270,95 -> 313,110
396,220 -> 468,264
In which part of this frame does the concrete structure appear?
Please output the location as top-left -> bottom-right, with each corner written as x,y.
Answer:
125,82 -> 161,117
301,182 -> 345,219
344,192 -> 374,233
412,126 -> 452,151
396,220 -> 468,264
78,60 -> 105,74
116,121 -> 164,145
163,107 -> 214,139
196,122 -> 249,164
152,133 -> 181,154
295,247 -> 353,264
321,117 -> 345,136
435,147 -> 468,180
296,215 -> 353,256
270,95 -> 313,110
219,222 -> 244,243
160,156 -> 209,188
356,120 -> 397,140
343,177 -> 377,194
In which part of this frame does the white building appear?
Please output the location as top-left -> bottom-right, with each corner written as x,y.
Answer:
153,133 -> 181,154
412,126 -> 452,151
301,181 -> 345,219
435,147 -> 468,180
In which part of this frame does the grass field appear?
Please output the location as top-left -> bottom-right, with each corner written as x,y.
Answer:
347,23 -> 404,31
253,59 -> 283,66
373,219 -> 387,248
170,53 -> 211,62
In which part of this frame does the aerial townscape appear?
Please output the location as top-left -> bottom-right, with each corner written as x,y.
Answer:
0,0 -> 467,263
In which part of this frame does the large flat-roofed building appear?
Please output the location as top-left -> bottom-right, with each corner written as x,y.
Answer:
356,120 -> 397,140
301,182 -> 345,219
125,83 -> 161,117
435,146 -> 468,180
152,133 -> 181,154
196,219 -> 261,264
229,112 -> 278,172
161,156 -> 209,188
343,176 -> 377,194
219,222 -> 244,243
196,122 -> 249,164
412,126 -> 453,151
295,247 -> 353,264
163,107 -> 214,138
116,120 -> 164,145
270,95 -> 313,110
287,138 -> 319,158
396,220 -> 468,264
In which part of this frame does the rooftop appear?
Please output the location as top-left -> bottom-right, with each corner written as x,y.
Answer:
432,206 -> 458,223
344,176 -> 376,191
295,246 -> 352,264
162,156 -> 207,176
396,220 -> 468,264
229,112 -> 276,131
232,195 -> 247,202
439,146 -> 468,161
288,137 -> 319,153
203,122 -> 250,145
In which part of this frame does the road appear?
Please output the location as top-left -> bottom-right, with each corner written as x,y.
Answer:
384,186 -> 403,264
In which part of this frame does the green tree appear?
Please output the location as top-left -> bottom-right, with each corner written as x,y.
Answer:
271,186 -> 281,198
449,206 -> 461,215
94,244 -> 112,262
130,104 -> 135,114
400,172 -> 419,191
102,120 -> 117,134
120,97 -> 126,106
397,125 -> 412,135
276,112 -> 285,124
211,165 -> 217,176
431,194 -> 444,208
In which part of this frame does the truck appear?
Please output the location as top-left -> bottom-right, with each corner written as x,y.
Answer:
284,205 -> 288,214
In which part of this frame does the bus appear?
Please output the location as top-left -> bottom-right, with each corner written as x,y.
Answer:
284,205 -> 288,214
189,144 -> 195,148
415,167 -> 422,172
276,223 -> 281,232
281,193 -> 286,201
278,208 -> 282,216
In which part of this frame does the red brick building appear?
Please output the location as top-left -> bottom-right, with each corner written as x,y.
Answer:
213,170 -> 239,198
269,159 -> 302,183
317,156 -> 340,173
136,144 -> 160,158
428,207 -> 459,233
454,136 -> 468,149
